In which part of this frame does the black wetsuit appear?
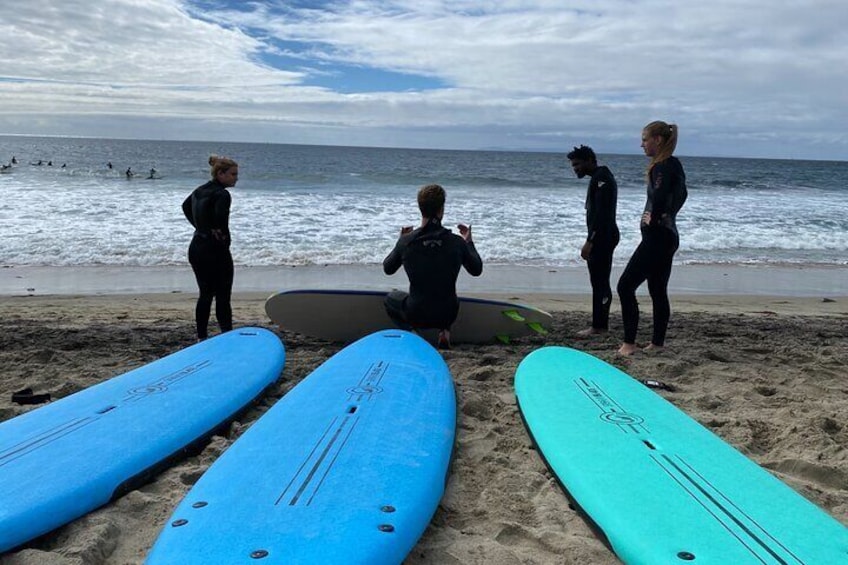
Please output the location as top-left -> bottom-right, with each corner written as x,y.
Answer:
182,181 -> 233,339
617,157 -> 687,346
584,165 -> 620,330
383,220 -> 483,330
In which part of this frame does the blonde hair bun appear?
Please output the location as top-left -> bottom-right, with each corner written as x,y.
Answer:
208,155 -> 237,180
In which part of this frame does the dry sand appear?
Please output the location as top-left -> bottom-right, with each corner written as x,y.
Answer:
0,292 -> 846,564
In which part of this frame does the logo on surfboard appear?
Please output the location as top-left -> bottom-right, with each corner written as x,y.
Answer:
600,411 -> 644,426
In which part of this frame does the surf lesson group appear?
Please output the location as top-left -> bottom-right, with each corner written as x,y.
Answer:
185,119 -> 685,353
3,118 -> 847,564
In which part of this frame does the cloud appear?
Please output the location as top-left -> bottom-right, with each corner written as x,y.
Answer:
0,0 -> 846,159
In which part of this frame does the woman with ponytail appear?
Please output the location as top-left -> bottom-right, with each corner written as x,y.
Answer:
617,121 -> 687,355
182,155 -> 239,340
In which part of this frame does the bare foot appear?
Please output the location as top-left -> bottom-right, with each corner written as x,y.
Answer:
576,327 -> 608,336
617,343 -> 640,356
643,343 -> 664,353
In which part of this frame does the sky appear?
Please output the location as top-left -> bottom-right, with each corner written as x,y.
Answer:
1,1 -> 846,160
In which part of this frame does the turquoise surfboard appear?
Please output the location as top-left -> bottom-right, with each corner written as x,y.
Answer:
146,329 -> 456,564
0,328 -> 285,553
515,347 -> 848,565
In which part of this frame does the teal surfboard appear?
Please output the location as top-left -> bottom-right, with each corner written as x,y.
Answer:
146,329 -> 456,564
515,347 -> 848,564
0,328 -> 285,553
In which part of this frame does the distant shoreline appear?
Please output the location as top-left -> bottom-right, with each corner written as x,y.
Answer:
1,263 -> 845,297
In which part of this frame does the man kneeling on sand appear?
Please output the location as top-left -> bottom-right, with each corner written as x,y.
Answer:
383,184 -> 483,349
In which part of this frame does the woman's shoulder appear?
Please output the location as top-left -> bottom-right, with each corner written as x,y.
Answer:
656,156 -> 682,167
195,181 -> 230,196
654,156 -> 685,176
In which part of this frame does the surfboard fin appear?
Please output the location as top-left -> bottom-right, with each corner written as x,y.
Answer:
502,310 -> 526,322
527,322 -> 548,335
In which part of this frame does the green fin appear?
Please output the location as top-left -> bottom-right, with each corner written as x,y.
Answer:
527,322 -> 548,335
503,310 -> 526,322
496,334 -> 510,344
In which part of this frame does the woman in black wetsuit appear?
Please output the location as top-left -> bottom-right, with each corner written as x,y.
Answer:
182,155 -> 239,340
617,121 -> 687,355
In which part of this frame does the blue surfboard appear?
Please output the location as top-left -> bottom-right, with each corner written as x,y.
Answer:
146,329 -> 456,564
515,347 -> 848,565
0,328 -> 285,553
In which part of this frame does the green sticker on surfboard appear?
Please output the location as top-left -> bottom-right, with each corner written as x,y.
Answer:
502,309 -> 526,322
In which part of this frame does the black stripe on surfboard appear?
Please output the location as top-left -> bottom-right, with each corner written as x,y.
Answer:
651,453 -> 802,564
0,417 -> 97,467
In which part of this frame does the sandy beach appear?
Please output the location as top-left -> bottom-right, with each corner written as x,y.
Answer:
0,289 -> 846,564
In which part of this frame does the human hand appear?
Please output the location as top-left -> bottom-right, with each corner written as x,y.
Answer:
458,223 -> 472,242
641,211 -> 652,227
580,240 -> 592,261
400,225 -> 413,235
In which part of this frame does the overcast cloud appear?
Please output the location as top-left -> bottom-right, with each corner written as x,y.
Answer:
1,0 -> 845,159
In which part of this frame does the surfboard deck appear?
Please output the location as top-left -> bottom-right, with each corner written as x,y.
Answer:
514,346 -> 848,565
146,329 -> 456,564
265,289 -> 552,344
0,328 -> 285,553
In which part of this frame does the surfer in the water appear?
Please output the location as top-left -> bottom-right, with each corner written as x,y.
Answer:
182,155 -> 238,341
567,144 -> 619,336
383,184 -> 483,349
617,121 -> 687,355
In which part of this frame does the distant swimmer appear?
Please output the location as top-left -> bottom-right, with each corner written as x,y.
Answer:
148,168 -> 157,179
11,156 -> 17,164
126,167 -> 134,178
107,161 -> 113,169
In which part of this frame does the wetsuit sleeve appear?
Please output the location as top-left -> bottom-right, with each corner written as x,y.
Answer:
462,240 -> 483,276
182,194 -> 195,227
214,190 -> 231,232
383,234 -> 412,275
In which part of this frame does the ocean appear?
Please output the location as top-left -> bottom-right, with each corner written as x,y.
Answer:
1,135 -> 846,269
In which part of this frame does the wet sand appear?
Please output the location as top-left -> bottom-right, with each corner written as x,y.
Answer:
2,263 -> 846,297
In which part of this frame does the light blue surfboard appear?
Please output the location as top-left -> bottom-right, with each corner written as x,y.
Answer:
515,347 -> 848,565
0,328 -> 285,553
146,329 -> 456,564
